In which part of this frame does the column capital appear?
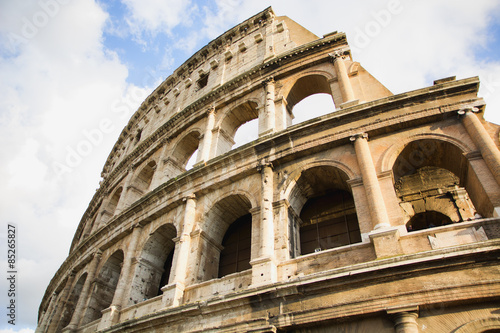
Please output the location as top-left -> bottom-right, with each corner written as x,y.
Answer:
183,193 -> 196,202
349,132 -> 368,142
262,76 -> 275,87
458,106 -> 479,116
257,160 -> 274,172
131,222 -> 144,230
207,105 -> 216,114
329,49 -> 348,62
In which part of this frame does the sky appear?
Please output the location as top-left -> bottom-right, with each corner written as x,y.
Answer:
1,0 -> 500,331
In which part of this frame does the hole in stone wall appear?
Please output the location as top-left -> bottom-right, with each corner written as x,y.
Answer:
233,118 -> 259,148
186,148 -> 199,170
292,93 -> 335,126
197,73 -> 209,89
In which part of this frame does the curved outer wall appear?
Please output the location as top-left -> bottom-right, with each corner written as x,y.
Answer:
37,7 -> 500,333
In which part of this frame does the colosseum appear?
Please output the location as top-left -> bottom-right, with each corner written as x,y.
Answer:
37,7 -> 500,333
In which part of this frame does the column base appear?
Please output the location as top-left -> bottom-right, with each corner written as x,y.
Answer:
493,207 -> 500,218
369,227 -> 403,258
161,282 -> 185,308
339,99 -> 359,109
250,257 -> 277,287
97,305 -> 121,331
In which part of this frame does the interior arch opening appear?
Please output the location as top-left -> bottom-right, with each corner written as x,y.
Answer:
285,74 -> 335,127
393,140 -> 479,227
407,211 -> 453,231
201,194 -> 253,281
291,93 -> 336,126
101,186 -> 123,224
218,213 -> 252,278
233,118 -> 259,149
127,160 -> 157,206
129,224 -> 177,305
216,101 -> 259,156
165,131 -> 201,179
299,190 -> 360,254
288,165 -> 360,257
58,273 -> 87,330
82,250 -> 124,325
186,148 -> 199,170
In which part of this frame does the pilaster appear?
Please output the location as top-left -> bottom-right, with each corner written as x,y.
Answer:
350,133 -> 391,230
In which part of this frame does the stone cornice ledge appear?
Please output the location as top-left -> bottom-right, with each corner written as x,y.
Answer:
104,237 -> 500,332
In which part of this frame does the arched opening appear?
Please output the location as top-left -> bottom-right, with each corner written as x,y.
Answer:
127,161 -> 157,205
299,190 -> 360,254
128,224 -> 177,305
393,140 -> 478,226
217,101 -> 259,156
185,148 -> 199,170
58,273 -> 87,330
285,74 -> 335,127
165,131 -> 201,179
134,161 -> 156,192
200,194 -> 253,281
407,211 -> 453,231
233,118 -> 259,148
288,165 -> 360,257
291,93 -> 336,125
101,187 -> 123,224
218,213 -> 252,278
82,250 -> 124,325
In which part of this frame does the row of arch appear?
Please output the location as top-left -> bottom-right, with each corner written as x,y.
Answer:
54,133 -> 497,330
80,73 -> 341,240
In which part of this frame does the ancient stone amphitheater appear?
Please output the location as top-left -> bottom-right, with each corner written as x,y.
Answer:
37,7 -> 500,333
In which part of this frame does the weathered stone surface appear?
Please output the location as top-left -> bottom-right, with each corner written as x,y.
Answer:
38,7 -> 500,333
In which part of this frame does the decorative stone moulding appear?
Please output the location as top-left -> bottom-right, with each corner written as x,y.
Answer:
37,6 -> 500,333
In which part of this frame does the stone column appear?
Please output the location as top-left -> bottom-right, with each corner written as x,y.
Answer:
81,213 -> 96,240
331,51 -> 355,103
104,224 -> 142,326
36,292 -> 58,333
46,271 -> 76,332
251,162 -> 277,286
459,107 -> 500,185
259,78 -> 276,137
350,133 -> 391,230
387,306 -> 419,333
115,168 -> 134,214
162,194 -> 196,307
197,106 -> 216,164
64,251 -> 102,331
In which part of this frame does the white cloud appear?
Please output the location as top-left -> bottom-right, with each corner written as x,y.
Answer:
122,0 -> 195,37
0,0 -> 139,329
2,0 -> 500,331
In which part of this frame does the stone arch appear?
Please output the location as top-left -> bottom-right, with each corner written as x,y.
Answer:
381,133 -> 473,172
453,317 -> 500,333
390,138 -> 480,226
215,100 -> 260,156
281,159 -> 356,204
101,186 -> 123,224
128,224 -> 177,305
82,250 -> 124,325
57,272 -> 87,330
127,160 -> 157,205
281,72 -> 336,115
164,129 -> 202,179
285,164 -> 361,257
406,211 -> 453,231
199,193 -> 254,280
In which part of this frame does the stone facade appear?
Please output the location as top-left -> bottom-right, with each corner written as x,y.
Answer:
37,7 -> 500,333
